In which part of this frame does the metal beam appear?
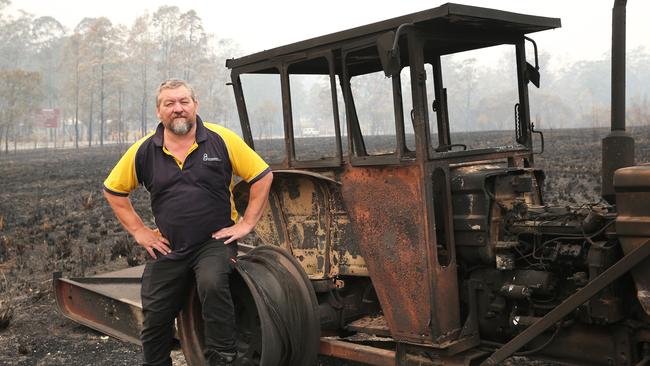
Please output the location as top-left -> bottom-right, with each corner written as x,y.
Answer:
319,338 -> 395,366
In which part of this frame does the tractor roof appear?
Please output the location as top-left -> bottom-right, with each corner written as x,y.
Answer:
226,2 -> 561,70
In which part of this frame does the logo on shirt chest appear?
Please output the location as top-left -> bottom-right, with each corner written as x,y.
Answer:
202,153 -> 222,162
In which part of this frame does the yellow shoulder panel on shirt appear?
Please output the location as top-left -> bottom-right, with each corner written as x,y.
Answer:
203,122 -> 270,182
103,132 -> 154,195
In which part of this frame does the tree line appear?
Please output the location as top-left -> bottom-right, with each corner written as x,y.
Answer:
0,1 -> 240,153
0,0 -> 649,155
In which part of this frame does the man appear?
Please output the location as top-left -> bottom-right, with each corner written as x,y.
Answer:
103,79 -> 273,366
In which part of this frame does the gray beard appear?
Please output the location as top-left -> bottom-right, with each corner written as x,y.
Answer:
169,118 -> 192,135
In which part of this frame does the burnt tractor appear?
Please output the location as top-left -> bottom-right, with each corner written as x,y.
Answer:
54,2 -> 650,365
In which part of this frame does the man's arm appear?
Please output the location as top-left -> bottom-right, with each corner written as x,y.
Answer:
212,172 -> 273,244
103,190 -> 171,259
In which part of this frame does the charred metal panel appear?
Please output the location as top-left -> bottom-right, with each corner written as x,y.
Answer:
450,165 -> 543,264
615,165 -> 650,314
276,175 -> 330,278
235,184 -> 289,250
340,164 -> 434,343
328,183 -> 368,277
235,171 -> 367,279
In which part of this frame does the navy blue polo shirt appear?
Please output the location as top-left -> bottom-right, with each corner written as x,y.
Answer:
104,116 -> 270,259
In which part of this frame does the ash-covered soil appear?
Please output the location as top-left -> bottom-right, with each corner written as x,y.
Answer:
0,147 -> 148,366
0,127 -> 648,365
0,146 -> 366,366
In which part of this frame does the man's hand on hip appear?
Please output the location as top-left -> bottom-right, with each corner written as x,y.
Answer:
134,227 -> 171,259
212,221 -> 254,244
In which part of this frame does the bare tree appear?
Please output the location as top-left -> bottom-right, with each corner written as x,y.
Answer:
178,10 -> 206,83
0,11 -> 34,69
32,16 -> 65,108
0,70 -> 42,153
32,16 -> 65,147
73,18 -> 98,147
75,17 -> 120,147
152,6 -> 182,79
195,38 -> 242,132
62,33 -> 82,148
127,14 -> 156,138
105,24 -> 129,145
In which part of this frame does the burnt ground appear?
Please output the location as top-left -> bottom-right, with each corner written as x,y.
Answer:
0,127 -> 649,366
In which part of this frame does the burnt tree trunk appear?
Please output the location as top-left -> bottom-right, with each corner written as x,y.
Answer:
3,125 -> 8,154
99,63 -> 105,147
88,90 -> 94,148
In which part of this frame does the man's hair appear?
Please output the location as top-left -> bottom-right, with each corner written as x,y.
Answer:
156,79 -> 197,107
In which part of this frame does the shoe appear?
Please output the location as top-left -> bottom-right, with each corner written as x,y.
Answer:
205,350 -> 236,366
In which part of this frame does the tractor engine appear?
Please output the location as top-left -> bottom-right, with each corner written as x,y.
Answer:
452,165 -> 625,342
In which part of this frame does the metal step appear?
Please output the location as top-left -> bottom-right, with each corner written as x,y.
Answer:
346,315 -> 391,337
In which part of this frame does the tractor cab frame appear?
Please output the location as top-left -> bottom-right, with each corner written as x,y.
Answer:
228,3 -> 555,169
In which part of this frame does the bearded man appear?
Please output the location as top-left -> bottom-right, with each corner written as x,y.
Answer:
103,79 -> 272,366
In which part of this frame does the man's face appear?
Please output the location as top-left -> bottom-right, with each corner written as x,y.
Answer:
156,86 -> 199,136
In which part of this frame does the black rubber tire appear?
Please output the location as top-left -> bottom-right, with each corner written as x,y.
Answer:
178,245 -> 320,366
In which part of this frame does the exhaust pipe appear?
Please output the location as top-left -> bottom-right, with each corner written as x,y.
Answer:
602,0 -> 634,204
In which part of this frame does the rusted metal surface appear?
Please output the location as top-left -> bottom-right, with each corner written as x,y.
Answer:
422,164 -> 463,347
340,164 -> 454,344
53,266 -> 144,346
319,338 -> 396,366
615,165 -> 650,314
321,337 -> 489,366
396,342 -> 489,366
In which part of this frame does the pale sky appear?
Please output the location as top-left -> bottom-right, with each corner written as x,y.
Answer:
10,0 -> 650,69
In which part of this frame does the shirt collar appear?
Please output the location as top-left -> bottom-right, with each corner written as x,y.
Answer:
152,115 -> 206,147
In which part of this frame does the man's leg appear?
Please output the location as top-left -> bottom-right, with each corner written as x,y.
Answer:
141,257 -> 191,366
191,239 -> 238,363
